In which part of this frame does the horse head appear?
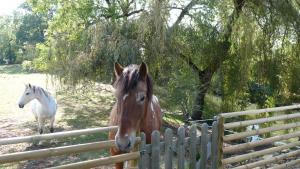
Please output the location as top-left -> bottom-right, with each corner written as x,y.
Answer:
113,62 -> 153,152
18,83 -> 36,108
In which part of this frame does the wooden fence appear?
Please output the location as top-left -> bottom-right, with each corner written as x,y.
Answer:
137,123 -> 219,169
1,105 -> 300,169
0,123 -> 217,169
218,104 -> 300,169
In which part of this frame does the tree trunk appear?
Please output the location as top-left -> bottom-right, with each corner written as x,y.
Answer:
166,0 -> 245,120
191,86 -> 207,120
191,70 -> 213,120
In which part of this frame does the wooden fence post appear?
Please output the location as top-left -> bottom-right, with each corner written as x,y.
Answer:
139,132 -> 147,169
164,128 -> 173,169
177,126 -> 185,169
200,123 -> 208,169
130,131 -> 140,168
189,124 -> 197,169
211,121 -> 219,169
151,130 -> 160,169
217,116 -> 225,169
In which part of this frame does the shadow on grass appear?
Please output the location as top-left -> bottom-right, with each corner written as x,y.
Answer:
0,64 -> 31,74
57,85 -> 115,129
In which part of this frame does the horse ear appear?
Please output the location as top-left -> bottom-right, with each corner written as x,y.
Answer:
114,62 -> 124,77
139,62 -> 148,80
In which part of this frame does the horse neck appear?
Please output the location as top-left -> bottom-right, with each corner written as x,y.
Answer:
141,97 -> 154,126
34,88 -> 50,107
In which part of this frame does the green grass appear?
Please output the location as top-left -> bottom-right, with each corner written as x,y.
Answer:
0,64 -> 30,74
203,94 -> 222,119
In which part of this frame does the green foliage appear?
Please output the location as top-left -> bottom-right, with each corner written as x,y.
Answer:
6,0 -> 299,119
248,82 -> 273,108
0,2 -> 47,65
15,13 -> 46,45
21,60 -> 36,72
165,62 -> 197,115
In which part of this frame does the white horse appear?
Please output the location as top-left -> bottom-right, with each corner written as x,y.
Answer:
18,83 -> 57,134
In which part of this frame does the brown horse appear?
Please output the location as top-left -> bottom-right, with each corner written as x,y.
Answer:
109,62 -> 162,169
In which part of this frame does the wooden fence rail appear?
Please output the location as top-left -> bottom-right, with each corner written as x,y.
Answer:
220,104 -> 300,118
47,152 -> 140,169
2,105 -> 300,168
0,126 -> 118,145
219,104 -> 300,169
0,123 -> 217,169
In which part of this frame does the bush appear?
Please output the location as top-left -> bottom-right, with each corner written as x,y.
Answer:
22,60 -> 36,72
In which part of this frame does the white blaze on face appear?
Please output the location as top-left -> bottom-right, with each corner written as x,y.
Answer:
151,95 -> 159,118
123,94 -> 129,101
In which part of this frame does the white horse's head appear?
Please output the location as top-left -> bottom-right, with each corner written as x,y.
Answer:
18,83 -> 36,108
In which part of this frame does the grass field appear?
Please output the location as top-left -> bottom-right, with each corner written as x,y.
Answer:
0,64 -> 115,169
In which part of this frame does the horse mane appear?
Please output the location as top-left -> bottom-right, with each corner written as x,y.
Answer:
114,64 -> 153,102
39,87 -> 50,98
31,85 -> 50,99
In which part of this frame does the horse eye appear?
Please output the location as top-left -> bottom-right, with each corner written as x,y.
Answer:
26,92 -> 30,95
136,93 -> 146,103
140,96 -> 145,102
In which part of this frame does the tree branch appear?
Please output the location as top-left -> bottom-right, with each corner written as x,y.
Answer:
116,9 -> 144,19
96,9 -> 144,20
105,0 -> 111,6
178,52 -> 201,74
224,0 -> 245,42
169,0 -> 199,33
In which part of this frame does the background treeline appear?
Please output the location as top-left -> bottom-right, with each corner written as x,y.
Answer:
1,0 -> 300,120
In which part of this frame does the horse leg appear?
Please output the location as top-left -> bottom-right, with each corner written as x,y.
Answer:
110,147 -> 124,169
109,131 -> 124,169
50,117 -> 55,133
38,117 -> 45,134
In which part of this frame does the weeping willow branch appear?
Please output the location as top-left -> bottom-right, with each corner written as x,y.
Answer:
168,0 -> 200,34
116,9 -> 144,18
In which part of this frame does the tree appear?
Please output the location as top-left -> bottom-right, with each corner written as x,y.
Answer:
27,0 -> 300,120
0,16 -> 17,64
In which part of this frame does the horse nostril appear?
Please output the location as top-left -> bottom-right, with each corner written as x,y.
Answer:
127,142 -> 131,148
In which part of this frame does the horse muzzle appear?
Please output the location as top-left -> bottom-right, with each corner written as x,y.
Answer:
115,134 -> 135,153
19,104 -> 24,108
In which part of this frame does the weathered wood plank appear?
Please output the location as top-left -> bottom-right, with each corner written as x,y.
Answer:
217,117 -> 224,169
164,128 -> 173,169
233,149 -> 300,169
189,124 -> 197,169
211,121 -> 219,169
220,104 -> 300,118
0,139 -> 138,163
224,112 -> 300,129
139,133 -> 147,169
0,126 -> 118,145
151,130 -> 160,169
177,126 -> 185,169
47,152 -> 139,169
200,123 -> 208,169
223,141 -> 300,165
224,121 -> 300,142
224,131 -> 300,154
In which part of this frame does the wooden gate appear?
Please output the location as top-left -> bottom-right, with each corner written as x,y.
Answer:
218,105 -> 300,169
